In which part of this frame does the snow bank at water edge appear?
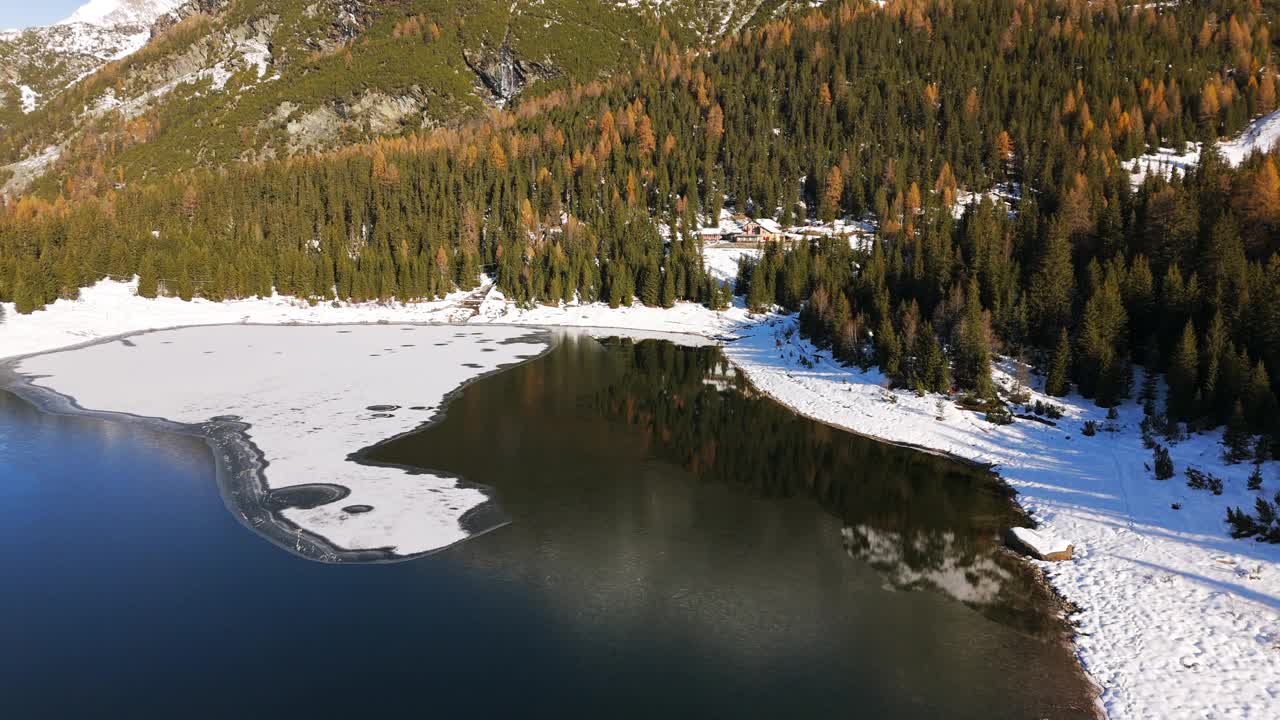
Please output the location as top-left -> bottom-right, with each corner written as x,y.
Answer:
12,324 -> 548,559
721,316 -> 1280,719
476,296 -> 1280,718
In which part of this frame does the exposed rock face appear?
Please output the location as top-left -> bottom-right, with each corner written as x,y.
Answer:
462,42 -> 557,107
277,90 -> 427,153
150,0 -> 232,37
464,44 -> 527,104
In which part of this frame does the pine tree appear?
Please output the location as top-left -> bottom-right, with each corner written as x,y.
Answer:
1153,444 -> 1175,480
821,166 -> 843,223
1168,320 -> 1199,419
660,265 -> 676,308
1248,465 -> 1264,491
137,255 -> 159,299
875,314 -> 901,379
640,259 -> 661,307
915,322 -> 947,394
1028,219 -> 1075,345
954,278 -> 994,397
1223,400 -> 1252,463
746,260 -> 771,312
1045,328 -> 1072,397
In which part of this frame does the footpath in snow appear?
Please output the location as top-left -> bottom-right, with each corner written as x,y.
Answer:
3,279 -> 1280,718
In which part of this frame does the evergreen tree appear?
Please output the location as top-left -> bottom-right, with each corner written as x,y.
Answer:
1028,219 -> 1075,346
1168,320 -> 1200,419
1153,444 -> 1175,480
1045,329 -> 1072,397
1223,401 -> 1252,464
954,278 -> 994,397
137,255 -> 159,299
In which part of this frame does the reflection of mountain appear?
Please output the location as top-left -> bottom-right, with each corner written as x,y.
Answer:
843,525 -> 1009,605
589,337 -> 1064,637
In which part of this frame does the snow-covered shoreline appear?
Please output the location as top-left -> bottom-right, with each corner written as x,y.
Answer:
7,322 -> 550,560
3,279 -> 1279,718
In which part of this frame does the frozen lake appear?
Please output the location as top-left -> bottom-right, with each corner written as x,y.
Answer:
0,328 -> 1095,717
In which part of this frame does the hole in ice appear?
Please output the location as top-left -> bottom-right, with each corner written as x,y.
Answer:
342,505 -> 374,514
366,405 -> 400,412
263,483 -> 349,511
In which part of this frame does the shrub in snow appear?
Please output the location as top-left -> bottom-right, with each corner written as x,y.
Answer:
1153,445 -> 1174,480
1106,406 -> 1119,420
1045,403 -> 1064,420
1248,465 -> 1264,492
1226,494 -> 1280,542
1254,436 -> 1271,465
985,405 -> 1013,425
1185,467 -> 1224,495
1140,418 -> 1157,449
1082,420 -> 1098,436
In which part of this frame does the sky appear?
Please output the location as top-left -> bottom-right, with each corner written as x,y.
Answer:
0,2 -> 84,30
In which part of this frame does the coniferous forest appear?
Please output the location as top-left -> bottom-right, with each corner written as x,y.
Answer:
3,0 -> 1280,450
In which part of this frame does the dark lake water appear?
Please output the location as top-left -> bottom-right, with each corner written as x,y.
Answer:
0,332 -> 1094,718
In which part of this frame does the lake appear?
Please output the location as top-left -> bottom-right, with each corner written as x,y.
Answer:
0,329 -> 1095,718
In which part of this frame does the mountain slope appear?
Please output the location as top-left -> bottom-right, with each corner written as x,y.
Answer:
63,0 -> 188,27
1,0 -> 805,200
0,1 -> 186,127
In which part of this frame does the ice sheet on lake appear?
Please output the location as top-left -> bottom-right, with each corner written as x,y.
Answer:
15,324 -> 548,558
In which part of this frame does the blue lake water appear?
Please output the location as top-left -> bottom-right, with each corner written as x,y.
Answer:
0,333 -> 1094,718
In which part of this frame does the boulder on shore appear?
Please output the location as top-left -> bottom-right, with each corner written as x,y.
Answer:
1007,526 -> 1074,561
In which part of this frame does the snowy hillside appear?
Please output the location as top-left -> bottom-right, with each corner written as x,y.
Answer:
1125,108 -> 1280,185
0,0 -> 186,120
62,0 -> 186,28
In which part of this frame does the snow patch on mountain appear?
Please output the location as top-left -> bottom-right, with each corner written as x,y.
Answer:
19,85 -> 39,113
61,0 -> 186,28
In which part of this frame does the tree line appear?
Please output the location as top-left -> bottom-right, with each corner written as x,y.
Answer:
2,0 -> 1279,437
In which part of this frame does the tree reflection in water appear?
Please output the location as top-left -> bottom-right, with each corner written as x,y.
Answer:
589,337 -> 1065,639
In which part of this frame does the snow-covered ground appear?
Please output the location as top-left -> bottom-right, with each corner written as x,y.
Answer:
1125,109 -> 1280,185
14,322 -> 547,558
701,245 -> 758,287
469,293 -> 1280,718
722,318 -> 1280,719
0,279 -> 489,359
19,85 -> 39,114
3,278 -> 1280,717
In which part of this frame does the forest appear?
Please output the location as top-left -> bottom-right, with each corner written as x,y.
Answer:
3,0 -> 1280,515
